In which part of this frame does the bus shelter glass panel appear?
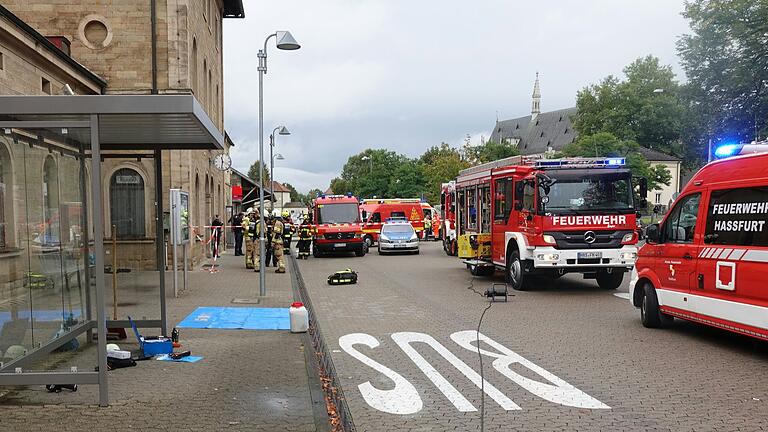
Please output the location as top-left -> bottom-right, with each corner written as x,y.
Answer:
0,127 -> 94,371
104,157 -> 160,324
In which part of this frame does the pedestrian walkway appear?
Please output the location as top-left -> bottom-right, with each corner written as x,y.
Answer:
0,250 -> 324,431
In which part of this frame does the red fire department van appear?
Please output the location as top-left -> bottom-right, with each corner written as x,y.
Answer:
630,146 -> 768,341
360,199 -> 426,245
440,181 -> 458,255
455,155 -> 646,290
311,194 -> 367,257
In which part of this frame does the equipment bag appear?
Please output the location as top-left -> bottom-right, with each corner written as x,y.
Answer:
327,268 -> 358,285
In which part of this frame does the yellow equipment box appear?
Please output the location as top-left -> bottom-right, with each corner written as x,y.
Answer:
457,233 -> 492,259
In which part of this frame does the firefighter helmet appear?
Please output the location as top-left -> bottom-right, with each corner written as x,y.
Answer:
282,210 -> 290,218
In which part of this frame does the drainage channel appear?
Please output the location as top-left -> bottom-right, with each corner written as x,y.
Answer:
289,254 -> 356,432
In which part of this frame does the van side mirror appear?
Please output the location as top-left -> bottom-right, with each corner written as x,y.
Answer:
640,198 -> 648,209
646,223 -> 660,244
514,201 -> 522,211
639,178 -> 648,198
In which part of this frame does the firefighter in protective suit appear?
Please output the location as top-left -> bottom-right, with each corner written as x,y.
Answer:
297,217 -> 312,259
272,215 -> 286,273
243,208 -> 260,270
281,211 -> 294,256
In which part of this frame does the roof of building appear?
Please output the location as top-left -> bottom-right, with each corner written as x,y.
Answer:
489,107 -> 578,155
271,181 -> 291,193
324,187 -> 334,195
223,0 -> 245,18
636,146 -> 681,162
231,168 -> 256,186
283,202 -> 308,208
0,5 -> 107,90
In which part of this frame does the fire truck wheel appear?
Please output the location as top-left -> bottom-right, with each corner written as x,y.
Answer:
506,249 -> 528,291
596,270 -> 624,290
640,282 -> 674,328
355,244 -> 367,257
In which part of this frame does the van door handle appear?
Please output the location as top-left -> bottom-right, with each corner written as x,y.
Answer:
683,253 -> 693,260
698,274 -> 704,289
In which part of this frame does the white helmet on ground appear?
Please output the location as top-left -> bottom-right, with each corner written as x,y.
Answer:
106,343 -> 120,352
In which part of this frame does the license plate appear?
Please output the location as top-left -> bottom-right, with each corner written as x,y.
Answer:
334,243 -> 346,248
578,251 -> 602,259
394,244 -> 406,248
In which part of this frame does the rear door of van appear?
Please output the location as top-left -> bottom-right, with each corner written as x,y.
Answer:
695,185 -> 768,338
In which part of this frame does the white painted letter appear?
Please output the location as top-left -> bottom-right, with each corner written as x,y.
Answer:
451,331 -> 610,409
338,333 -> 423,415
391,332 -> 521,412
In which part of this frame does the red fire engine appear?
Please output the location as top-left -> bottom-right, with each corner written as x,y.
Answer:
455,155 -> 646,290
630,143 -> 768,341
311,194 -> 367,257
440,181 -> 458,255
360,198 -> 426,245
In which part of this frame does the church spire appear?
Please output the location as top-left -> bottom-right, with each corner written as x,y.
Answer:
531,72 -> 541,116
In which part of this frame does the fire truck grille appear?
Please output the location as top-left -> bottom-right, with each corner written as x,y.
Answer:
547,230 -> 632,249
324,232 -> 356,240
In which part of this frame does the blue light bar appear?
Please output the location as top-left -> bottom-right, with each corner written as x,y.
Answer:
714,144 -> 742,158
607,158 -> 625,166
534,158 -> 626,168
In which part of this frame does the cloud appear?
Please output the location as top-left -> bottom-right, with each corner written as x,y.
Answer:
223,0 -> 690,190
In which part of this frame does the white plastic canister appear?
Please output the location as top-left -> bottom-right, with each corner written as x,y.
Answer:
289,302 -> 309,333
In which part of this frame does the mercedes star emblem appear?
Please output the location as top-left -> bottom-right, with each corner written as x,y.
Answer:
584,231 -> 596,244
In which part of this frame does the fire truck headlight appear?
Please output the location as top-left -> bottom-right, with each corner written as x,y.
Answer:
353,233 -> 362,239
621,232 -> 635,244
536,253 -> 559,262
542,234 -> 556,245
621,252 -> 637,261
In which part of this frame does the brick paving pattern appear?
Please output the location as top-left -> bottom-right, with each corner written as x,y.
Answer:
297,241 -> 768,432
0,249 -> 322,431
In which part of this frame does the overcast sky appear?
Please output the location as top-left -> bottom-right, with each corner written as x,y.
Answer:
223,0 -> 690,193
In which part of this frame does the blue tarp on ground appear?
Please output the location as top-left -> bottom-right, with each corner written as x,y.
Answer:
176,307 -> 290,330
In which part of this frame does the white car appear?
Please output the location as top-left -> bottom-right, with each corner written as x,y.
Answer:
378,222 -> 419,254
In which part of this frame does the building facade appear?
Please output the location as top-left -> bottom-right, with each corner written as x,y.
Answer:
489,74 -> 682,208
3,0 -> 244,268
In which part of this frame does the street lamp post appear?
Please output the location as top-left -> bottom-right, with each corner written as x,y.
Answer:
257,31 -> 300,297
269,126 -> 290,215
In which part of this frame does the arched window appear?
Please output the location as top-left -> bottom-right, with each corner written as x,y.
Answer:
208,69 -> 212,114
191,38 -> 198,94
203,59 -> 208,105
110,168 -> 145,238
0,143 -> 11,250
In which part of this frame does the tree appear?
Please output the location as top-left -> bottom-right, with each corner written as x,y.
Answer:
388,160 -> 426,198
337,149 -> 410,198
418,143 -> 469,204
677,0 -> 768,163
246,160 -> 270,185
562,132 -> 671,192
573,56 -> 685,158
462,140 -> 520,164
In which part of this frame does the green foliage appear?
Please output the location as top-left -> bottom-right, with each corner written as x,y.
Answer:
462,140 -> 520,164
562,132 -> 671,191
677,0 -> 768,163
419,143 -> 469,203
573,56 -> 685,158
283,183 -> 300,202
389,160 -> 426,198
246,160 -> 270,184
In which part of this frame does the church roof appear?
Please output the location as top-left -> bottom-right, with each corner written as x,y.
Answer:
489,107 -> 578,155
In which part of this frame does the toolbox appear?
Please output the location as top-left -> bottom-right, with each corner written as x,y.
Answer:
128,316 -> 173,356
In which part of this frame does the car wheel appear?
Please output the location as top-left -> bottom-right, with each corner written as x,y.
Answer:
413,249 -> 420,255
640,282 -> 674,328
596,270 -> 624,290
506,249 -> 528,291
364,235 -> 373,247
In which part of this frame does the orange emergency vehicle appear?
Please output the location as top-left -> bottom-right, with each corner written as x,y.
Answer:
455,155 -> 645,290
631,143 -> 768,341
360,199 -> 426,245
311,194 -> 367,257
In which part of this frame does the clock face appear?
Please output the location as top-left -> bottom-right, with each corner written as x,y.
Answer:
214,153 -> 232,171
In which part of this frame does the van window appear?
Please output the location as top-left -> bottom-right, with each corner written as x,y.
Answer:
370,212 -> 381,223
704,186 -> 768,246
663,193 -> 700,243
467,187 -> 477,229
390,211 -> 406,219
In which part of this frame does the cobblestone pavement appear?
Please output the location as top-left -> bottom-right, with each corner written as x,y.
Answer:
297,241 -> 768,432
0,248 -> 325,432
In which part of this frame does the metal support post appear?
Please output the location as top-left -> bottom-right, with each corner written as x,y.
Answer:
90,114 -> 108,407
154,149 -> 167,334
258,47 -> 267,296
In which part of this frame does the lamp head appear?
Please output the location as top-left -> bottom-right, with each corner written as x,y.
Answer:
276,153 -> 285,160
278,126 -> 290,135
276,31 -> 300,50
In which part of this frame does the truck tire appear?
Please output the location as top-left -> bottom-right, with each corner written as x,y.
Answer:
313,247 -> 322,258
355,243 -> 368,257
596,270 -> 624,290
640,282 -> 674,328
364,235 -> 373,248
506,249 -> 528,291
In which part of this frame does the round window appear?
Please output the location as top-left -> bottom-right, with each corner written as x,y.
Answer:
78,15 -> 113,50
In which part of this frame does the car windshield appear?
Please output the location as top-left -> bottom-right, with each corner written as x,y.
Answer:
543,170 -> 634,214
317,203 -> 360,224
382,224 -> 413,234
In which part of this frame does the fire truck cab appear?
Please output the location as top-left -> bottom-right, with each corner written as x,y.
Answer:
311,194 -> 367,257
455,156 -> 644,290
630,146 -> 768,341
440,181 -> 458,255
360,199 -> 425,246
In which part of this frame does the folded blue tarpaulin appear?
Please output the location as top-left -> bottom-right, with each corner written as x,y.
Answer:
176,307 -> 289,330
